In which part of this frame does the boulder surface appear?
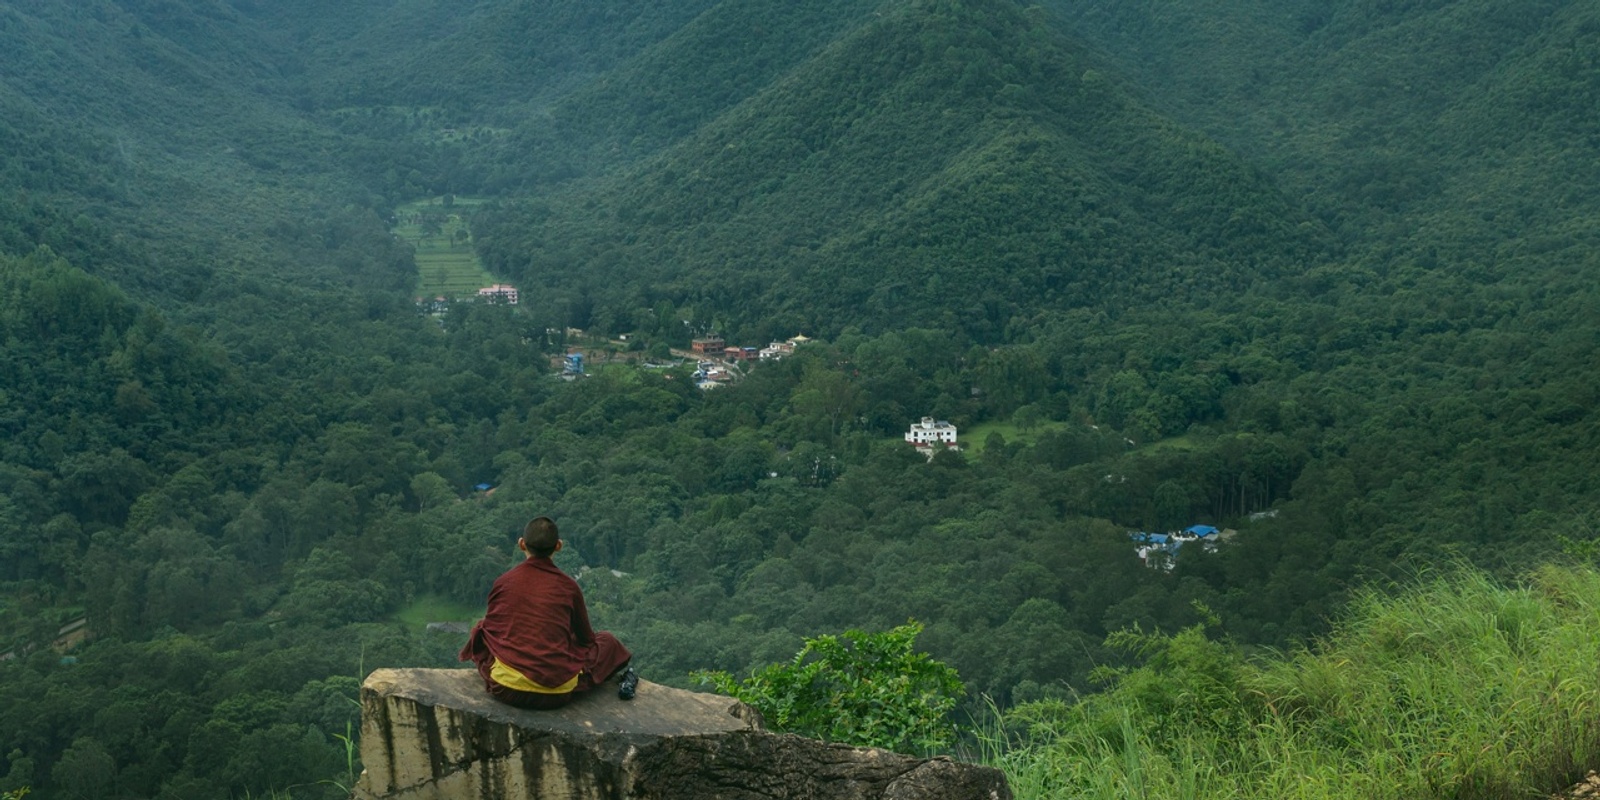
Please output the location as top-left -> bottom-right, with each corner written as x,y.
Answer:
351,668 -> 1011,800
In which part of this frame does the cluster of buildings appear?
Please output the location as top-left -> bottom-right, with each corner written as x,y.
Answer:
1129,525 -> 1234,569
414,283 -> 519,314
692,334 -> 812,362
686,333 -> 815,390
692,361 -> 735,390
540,331 -> 821,389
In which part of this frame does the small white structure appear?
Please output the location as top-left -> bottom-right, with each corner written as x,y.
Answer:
906,417 -> 958,447
759,335 -> 813,361
477,284 -> 519,304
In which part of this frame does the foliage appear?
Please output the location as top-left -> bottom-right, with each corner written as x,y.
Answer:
986,565 -> 1600,800
696,622 -> 963,754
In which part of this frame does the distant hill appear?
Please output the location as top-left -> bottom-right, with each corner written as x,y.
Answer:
480,0 -> 885,189
1042,0 -> 1599,264
231,0 -> 723,114
0,0 -> 423,307
474,0 -> 1338,342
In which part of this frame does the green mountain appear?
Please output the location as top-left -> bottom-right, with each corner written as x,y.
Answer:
475,0 -> 1337,341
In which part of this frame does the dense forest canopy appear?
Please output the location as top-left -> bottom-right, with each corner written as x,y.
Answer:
1,0 -> 1598,797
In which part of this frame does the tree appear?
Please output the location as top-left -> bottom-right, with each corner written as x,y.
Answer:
1,749 -> 34,797
788,363 -> 861,445
695,622 -> 964,754
1012,402 -> 1044,432
409,471 -> 456,511
51,737 -> 115,800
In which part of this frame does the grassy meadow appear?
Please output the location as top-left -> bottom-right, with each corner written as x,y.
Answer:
961,419 -> 1072,455
394,196 -> 496,298
393,594 -> 483,633
982,564 -> 1600,800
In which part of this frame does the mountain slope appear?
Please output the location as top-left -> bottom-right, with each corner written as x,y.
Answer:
230,0 -> 723,113
0,0 -> 428,310
474,0 -> 884,188
1042,0 -> 1593,250
475,0 -> 1337,341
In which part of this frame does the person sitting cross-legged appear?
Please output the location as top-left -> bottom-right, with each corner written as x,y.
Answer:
459,516 -> 638,709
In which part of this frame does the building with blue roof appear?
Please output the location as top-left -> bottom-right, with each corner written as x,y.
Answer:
1134,524 -> 1232,568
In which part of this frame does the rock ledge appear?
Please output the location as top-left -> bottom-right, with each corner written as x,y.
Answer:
350,668 -> 1011,800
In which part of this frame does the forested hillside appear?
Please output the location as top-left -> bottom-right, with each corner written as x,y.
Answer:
1045,0 -> 1600,254
473,0 -> 1338,341
1,0 -> 1598,797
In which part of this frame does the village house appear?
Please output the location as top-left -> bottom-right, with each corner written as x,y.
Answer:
1129,532 -> 1175,570
693,360 -> 732,390
692,336 -> 725,355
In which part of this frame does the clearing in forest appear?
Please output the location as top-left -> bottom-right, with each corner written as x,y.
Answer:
394,196 -> 496,298
394,594 -> 484,633
959,419 -> 1072,455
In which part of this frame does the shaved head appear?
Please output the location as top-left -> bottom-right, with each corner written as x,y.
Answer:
523,517 -> 560,557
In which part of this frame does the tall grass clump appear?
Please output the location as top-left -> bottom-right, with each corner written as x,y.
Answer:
984,564 -> 1600,800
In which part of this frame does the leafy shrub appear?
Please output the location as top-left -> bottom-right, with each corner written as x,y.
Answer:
696,621 -> 963,754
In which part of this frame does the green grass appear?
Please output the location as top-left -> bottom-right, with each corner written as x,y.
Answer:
982,564 -> 1600,800
962,421 -> 1205,456
394,197 -> 496,298
394,594 -> 482,633
1141,433 -> 1205,453
962,420 -> 1071,454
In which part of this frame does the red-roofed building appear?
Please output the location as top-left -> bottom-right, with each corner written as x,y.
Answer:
692,337 -> 725,355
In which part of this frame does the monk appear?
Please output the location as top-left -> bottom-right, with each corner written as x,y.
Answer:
459,516 -> 638,708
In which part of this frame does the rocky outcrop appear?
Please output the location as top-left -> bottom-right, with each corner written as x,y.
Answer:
351,668 -> 1011,800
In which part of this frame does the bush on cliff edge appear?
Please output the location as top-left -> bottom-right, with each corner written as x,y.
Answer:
696,621 -> 964,755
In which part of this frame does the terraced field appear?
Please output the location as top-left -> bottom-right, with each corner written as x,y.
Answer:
395,196 -> 496,298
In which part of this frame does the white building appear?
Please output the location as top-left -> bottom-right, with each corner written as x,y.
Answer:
905,417 -> 958,447
759,334 -> 813,360
759,341 -> 795,360
477,284 -> 518,304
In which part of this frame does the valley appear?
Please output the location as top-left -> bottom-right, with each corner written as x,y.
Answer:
0,1 -> 1597,798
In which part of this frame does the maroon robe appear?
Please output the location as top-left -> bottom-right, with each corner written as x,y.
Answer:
459,556 -> 632,709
